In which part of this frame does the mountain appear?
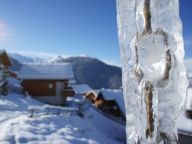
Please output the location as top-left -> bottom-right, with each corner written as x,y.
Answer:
9,57 -> 22,71
49,56 -> 122,89
10,53 -> 44,64
46,55 -> 65,63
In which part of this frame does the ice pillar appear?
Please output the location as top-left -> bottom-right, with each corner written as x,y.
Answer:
116,0 -> 188,143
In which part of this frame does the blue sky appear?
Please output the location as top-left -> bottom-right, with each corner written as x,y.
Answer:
180,0 -> 192,59
0,0 -> 191,65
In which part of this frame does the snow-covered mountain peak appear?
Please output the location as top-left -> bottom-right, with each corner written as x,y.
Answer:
10,53 -> 45,64
46,55 -> 65,63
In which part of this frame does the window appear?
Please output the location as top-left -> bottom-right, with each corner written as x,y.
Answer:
48,83 -> 53,89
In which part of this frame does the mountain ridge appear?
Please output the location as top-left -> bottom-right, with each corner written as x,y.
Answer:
48,56 -> 122,89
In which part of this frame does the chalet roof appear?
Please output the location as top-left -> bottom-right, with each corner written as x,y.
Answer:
0,50 -> 12,67
71,84 -> 92,95
18,63 -> 74,80
99,89 -> 125,115
69,79 -> 77,84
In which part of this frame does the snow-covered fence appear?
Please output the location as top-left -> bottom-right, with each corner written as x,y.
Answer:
28,105 -> 80,118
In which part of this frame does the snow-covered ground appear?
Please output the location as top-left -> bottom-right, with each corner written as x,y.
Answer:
176,88 -> 192,133
2,76 -> 192,144
0,92 -> 124,144
177,112 -> 192,134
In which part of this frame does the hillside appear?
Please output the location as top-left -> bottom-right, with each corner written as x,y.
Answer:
0,77 -> 125,144
49,56 -> 122,89
9,57 -> 22,71
0,92 -> 125,144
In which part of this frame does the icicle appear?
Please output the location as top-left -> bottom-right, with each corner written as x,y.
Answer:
116,0 -> 188,143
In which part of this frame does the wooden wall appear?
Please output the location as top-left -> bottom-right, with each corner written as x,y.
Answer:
22,80 -> 68,96
85,92 -> 97,103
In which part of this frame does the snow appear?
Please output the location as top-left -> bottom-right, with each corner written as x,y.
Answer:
185,59 -> 192,72
69,79 -> 77,84
176,112 -> 192,134
99,89 -> 125,116
7,77 -> 23,93
176,89 -> 192,135
117,0 -> 188,143
186,88 -> 192,110
0,93 -> 43,112
71,84 -> 92,95
10,53 -> 45,64
18,63 -> 74,80
0,92 -> 124,143
0,114 -> 121,144
46,55 -> 65,63
1,78 -> 192,144
83,104 -> 126,141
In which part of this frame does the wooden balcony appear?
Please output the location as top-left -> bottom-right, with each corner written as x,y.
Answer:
62,88 -> 75,97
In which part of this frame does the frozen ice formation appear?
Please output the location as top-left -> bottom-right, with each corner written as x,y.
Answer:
116,0 -> 188,143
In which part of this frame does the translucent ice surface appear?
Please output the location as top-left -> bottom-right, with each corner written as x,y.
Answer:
116,0 -> 188,143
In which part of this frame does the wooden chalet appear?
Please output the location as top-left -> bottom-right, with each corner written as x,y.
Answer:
85,89 -> 125,119
85,91 -> 97,103
18,63 -> 75,105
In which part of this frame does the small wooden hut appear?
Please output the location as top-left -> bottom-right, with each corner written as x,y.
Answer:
18,63 -> 75,105
85,89 -> 125,119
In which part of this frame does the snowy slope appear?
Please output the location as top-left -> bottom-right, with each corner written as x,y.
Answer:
176,112 -> 192,133
177,88 -> 192,132
0,114 -> 119,144
84,105 -> 126,141
0,93 -> 123,144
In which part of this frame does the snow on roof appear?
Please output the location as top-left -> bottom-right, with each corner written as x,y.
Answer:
100,89 -> 125,115
69,79 -> 77,84
18,63 -> 74,80
71,84 -> 92,95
